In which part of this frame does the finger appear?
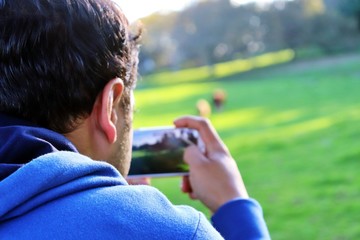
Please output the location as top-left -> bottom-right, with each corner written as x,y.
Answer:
183,145 -> 211,167
174,116 -> 228,153
189,192 -> 198,200
174,116 -> 218,144
181,176 -> 198,200
127,177 -> 151,185
181,176 -> 192,193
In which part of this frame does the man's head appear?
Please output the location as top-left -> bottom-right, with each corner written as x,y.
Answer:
0,0 -> 140,175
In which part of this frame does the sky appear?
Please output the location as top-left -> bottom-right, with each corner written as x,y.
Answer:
115,0 -> 275,23
115,0 -> 197,23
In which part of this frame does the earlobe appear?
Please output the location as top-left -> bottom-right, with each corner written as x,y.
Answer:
99,78 -> 124,144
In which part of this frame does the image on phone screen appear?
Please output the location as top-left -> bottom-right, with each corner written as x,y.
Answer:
128,127 -> 203,178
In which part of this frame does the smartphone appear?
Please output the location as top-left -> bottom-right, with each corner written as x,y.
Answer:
128,126 -> 204,178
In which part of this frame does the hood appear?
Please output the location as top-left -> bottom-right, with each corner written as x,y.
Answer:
0,151 -> 126,221
0,114 -> 127,222
0,113 -> 78,180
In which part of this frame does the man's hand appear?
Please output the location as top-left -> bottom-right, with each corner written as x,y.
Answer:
174,116 -> 248,213
126,177 -> 151,185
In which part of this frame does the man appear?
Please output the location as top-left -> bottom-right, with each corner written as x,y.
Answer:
0,0 -> 270,239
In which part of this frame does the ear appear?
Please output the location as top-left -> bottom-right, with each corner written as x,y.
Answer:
98,78 -> 125,144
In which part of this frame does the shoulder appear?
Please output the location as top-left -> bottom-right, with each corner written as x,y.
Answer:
46,183 -> 218,239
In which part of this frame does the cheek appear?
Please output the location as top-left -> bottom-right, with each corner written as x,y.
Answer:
130,91 -> 135,117
110,125 -> 132,176
129,128 -> 133,151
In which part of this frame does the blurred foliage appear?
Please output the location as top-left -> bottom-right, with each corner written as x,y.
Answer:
136,0 -> 360,74
336,0 -> 360,30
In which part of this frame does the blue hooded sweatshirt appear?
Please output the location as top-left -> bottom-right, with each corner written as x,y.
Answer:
0,113 -> 270,239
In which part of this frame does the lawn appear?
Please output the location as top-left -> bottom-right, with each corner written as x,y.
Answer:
132,52 -> 360,239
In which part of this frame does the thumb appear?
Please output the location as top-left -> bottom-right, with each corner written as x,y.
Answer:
183,145 -> 208,167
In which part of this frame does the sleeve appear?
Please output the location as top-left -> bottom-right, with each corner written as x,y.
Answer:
192,212 -> 225,240
211,198 -> 271,240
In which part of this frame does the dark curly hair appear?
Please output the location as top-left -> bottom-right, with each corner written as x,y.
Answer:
0,0 -> 140,133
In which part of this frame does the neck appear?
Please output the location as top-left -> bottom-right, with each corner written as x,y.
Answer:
64,117 -> 111,161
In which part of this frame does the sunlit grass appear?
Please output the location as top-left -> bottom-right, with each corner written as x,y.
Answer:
143,49 -> 295,85
133,53 -> 360,239
263,109 -> 304,126
140,66 -> 211,86
214,49 -> 295,78
134,83 -> 213,109
210,107 -> 266,130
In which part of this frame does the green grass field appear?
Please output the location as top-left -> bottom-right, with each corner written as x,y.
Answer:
133,52 -> 360,239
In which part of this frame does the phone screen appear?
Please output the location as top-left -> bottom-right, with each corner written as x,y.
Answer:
128,127 -> 204,178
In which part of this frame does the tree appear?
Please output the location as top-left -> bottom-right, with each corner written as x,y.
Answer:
137,0 -> 360,73
337,0 -> 360,30
302,0 -> 325,16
